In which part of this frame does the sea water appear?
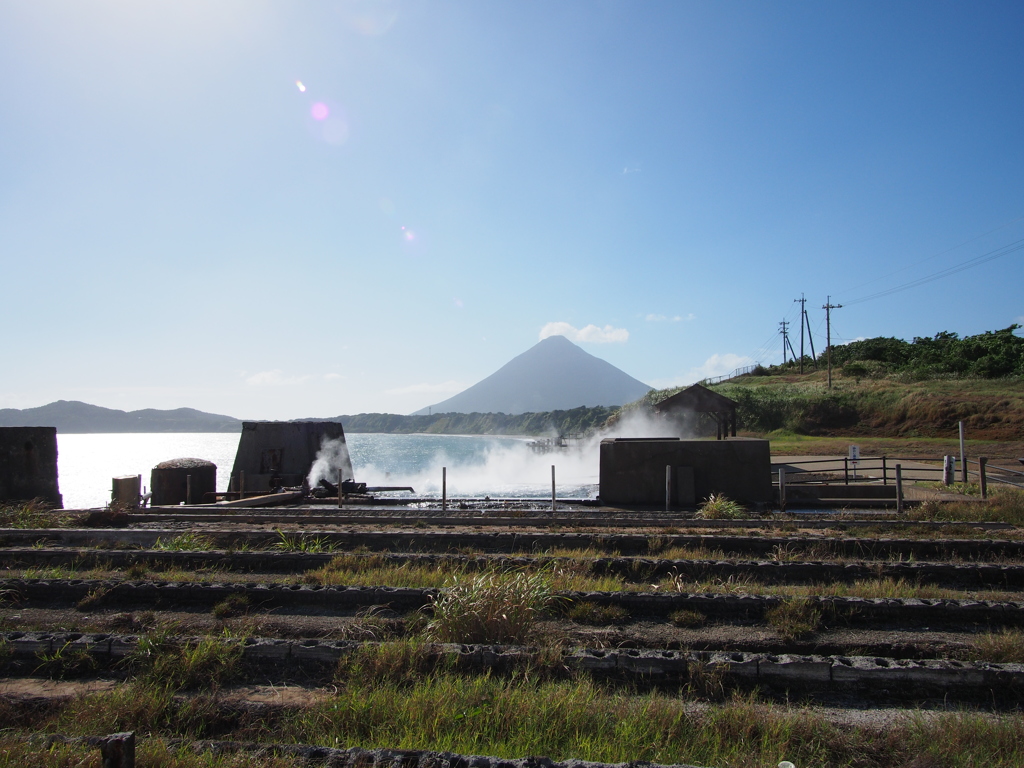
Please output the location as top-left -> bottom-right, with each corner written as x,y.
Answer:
55,432 -> 601,509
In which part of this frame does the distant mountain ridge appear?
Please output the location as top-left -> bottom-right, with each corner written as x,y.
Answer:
0,400 -> 242,433
413,335 -> 652,415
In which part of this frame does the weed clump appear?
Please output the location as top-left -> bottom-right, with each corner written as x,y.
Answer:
765,598 -> 821,640
425,571 -> 553,644
0,499 -> 74,529
212,594 -> 250,619
694,494 -> 746,520
670,609 -> 706,628
153,533 -> 215,551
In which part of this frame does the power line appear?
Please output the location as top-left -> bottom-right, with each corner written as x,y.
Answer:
842,237 -> 1024,307
837,214 -> 1024,298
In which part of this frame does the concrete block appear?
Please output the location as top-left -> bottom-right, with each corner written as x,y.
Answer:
758,654 -> 832,683
599,438 -> 771,506
230,421 -> 353,494
0,427 -> 62,507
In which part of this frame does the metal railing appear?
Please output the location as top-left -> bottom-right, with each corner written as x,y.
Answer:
701,364 -> 761,386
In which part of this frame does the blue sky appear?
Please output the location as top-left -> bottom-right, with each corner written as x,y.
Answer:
2,0 -> 1022,420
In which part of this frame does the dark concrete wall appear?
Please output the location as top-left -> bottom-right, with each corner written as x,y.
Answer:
230,421 -> 352,493
0,427 -> 62,507
599,438 -> 771,506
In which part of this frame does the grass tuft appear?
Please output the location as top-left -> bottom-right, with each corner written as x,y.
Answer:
694,494 -> 746,520
565,601 -> 629,625
765,598 -> 821,640
425,571 -> 553,644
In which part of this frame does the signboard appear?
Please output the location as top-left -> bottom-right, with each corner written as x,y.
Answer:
848,445 -> 860,463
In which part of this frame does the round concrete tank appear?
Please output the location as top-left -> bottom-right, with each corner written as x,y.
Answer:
150,458 -> 217,506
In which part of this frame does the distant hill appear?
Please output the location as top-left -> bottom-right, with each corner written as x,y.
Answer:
0,400 -> 242,433
318,406 -> 619,436
412,335 -> 652,415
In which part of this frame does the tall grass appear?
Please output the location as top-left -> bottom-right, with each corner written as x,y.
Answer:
425,571 -> 553,644
0,499 -> 74,529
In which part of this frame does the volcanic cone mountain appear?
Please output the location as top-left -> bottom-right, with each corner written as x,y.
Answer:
413,335 -> 651,415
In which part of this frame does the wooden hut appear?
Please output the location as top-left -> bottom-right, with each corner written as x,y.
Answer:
653,384 -> 738,440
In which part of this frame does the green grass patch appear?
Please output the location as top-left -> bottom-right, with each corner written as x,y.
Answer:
0,499 -> 75,529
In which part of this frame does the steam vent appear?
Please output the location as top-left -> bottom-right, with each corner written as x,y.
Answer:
0,427 -> 62,508
151,458 -> 217,506
230,421 -> 353,494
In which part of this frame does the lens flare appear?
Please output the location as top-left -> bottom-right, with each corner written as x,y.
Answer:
311,102 -> 329,120
296,80 -> 306,92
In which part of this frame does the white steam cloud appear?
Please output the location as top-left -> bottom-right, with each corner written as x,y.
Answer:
352,408 -> 691,499
307,436 -> 355,488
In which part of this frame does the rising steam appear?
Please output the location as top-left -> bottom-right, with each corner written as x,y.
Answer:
307,436 -> 355,487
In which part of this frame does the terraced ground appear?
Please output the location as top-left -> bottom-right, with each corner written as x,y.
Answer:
3,499 -> 1024,767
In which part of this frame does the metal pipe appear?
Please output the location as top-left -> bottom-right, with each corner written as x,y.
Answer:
551,465 -> 557,512
442,467 -> 447,512
778,467 -> 786,512
980,457 -> 988,500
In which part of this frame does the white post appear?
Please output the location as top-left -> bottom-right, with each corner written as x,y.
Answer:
778,467 -> 786,512
896,463 -> 904,514
959,421 -> 967,484
551,465 -> 556,512
442,466 -> 447,512
665,465 -> 673,510
338,468 -> 344,508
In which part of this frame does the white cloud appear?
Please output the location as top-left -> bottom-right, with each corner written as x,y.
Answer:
645,313 -> 695,322
324,373 -> 345,381
648,353 -> 755,389
623,165 -> 641,175
244,369 -> 311,387
385,380 -> 465,396
539,322 -> 629,344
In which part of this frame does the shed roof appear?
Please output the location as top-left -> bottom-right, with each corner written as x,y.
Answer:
653,383 -> 737,414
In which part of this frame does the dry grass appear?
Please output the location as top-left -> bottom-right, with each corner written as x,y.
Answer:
765,598 -> 821,640
424,571 -> 554,644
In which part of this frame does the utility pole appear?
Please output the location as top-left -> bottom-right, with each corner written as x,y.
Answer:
804,306 -> 818,369
779,320 -> 790,366
794,294 -> 806,373
823,296 -> 842,389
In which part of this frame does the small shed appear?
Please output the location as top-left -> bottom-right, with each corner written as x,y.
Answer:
653,384 -> 738,440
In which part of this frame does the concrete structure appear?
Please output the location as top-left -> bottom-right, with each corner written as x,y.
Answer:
654,384 -> 738,439
151,458 -> 217,506
599,437 -> 771,507
0,426 -> 62,508
111,475 -> 141,508
229,421 -> 352,494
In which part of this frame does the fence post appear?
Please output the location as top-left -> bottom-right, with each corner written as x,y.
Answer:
959,421 -> 967,484
980,457 -> 988,500
844,457 -> 849,485
551,465 -> 557,512
895,464 -> 904,514
882,456 -> 887,486
442,467 -> 447,512
943,456 -> 954,486
778,467 -> 786,512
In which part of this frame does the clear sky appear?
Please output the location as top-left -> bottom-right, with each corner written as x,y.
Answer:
2,0 -> 1022,420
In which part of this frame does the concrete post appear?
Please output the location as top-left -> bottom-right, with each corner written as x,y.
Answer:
91,731 -> 135,768
943,455 -> 954,486
959,421 -> 967,484
665,465 -> 672,510
778,467 -> 786,512
979,457 -> 988,500
896,464 -> 904,514
111,476 -> 140,509
442,467 -> 447,512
